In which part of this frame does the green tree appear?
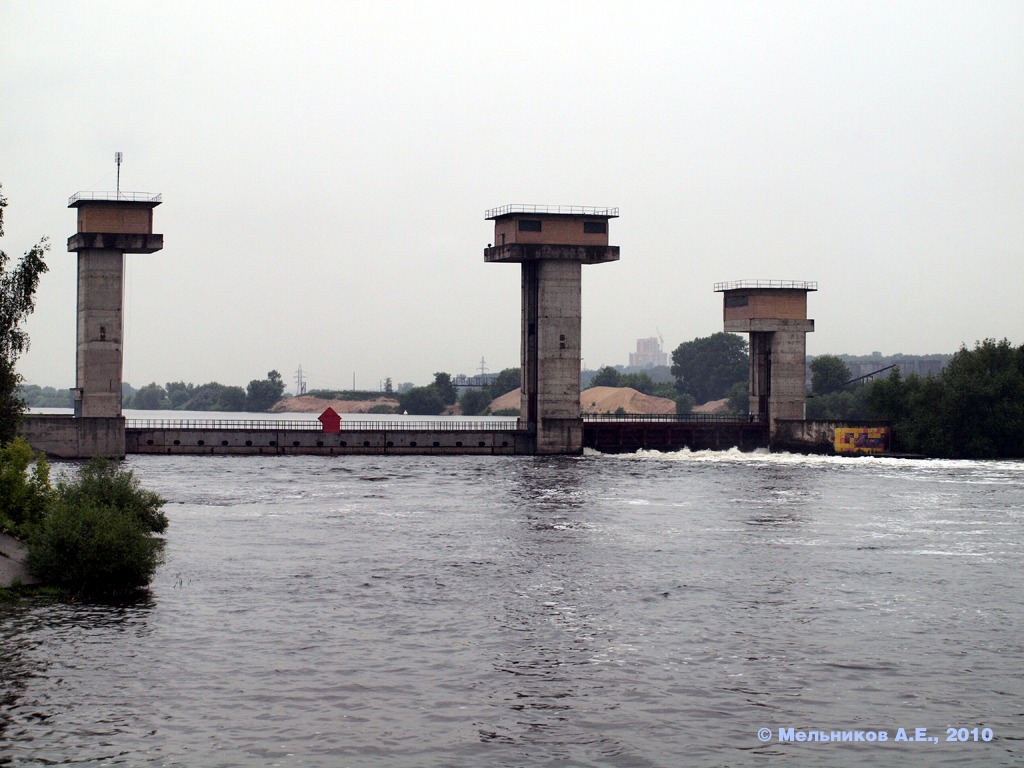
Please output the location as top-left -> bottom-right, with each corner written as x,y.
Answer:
399,385 -> 445,415
590,366 -> 621,388
0,184 -> 50,443
245,370 -> 285,412
865,339 -> 1024,458
488,368 -> 520,399
0,437 -> 52,536
132,382 -> 168,410
165,381 -> 193,409
726,381 -> 748,416
806,387 -> 871,420
620,372 -> 655,395
433,372 -> 457,405
675,393 -> 696,415
810,355 -> 851,395
215,385 -> 246,411
459,387 -> 492,416
670,332 -> 748,404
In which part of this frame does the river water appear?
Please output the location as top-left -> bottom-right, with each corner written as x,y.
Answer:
1,448 -> 1022,767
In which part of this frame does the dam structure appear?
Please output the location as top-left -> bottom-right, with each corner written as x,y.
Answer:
20,191 -> 794,457
484,204 -> 620,454
716,280 -> 816,437
21,190 -> 163,458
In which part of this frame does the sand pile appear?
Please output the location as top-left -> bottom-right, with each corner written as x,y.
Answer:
488,386 -> 677,415
692,398 -> 729,414
580,386 -> 677,414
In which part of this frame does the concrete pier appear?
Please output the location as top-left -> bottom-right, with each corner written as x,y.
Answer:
716,280 -> 816,440
63,191 -> 163,457
485,205 -> 619,454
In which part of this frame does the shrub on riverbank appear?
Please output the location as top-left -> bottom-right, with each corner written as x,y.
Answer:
27,497 -> 164,596
26,458 -> 167,596
0,437 -> 52,537
1,443 -> 167,597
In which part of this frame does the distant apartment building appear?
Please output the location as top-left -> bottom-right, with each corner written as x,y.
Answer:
629,337 -> 668,368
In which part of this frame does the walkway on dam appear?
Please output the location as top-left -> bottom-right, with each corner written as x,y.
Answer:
124,414 -> 767,456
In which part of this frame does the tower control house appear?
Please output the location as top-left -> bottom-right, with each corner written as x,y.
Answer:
66,191 -> 163,456
716,280 -> 816,436
485,205 -> 619,454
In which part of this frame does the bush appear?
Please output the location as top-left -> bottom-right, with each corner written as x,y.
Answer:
26,458 -> 167,596
0,437 -> 52,536
27,500 -> 163,596
57,458 -> 167,534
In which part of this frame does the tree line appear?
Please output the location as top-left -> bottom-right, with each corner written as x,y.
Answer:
128,371 -> 286,412
810,340 -> 1024,458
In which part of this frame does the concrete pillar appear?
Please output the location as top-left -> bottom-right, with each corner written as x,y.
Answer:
75,249 -> 125,417
716,281 -> 816,439
486,205 -> 619,454
65,192 -> 163,457
522,259 -> 583,454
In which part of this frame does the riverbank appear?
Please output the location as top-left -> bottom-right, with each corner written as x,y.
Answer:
0,533 -> 40,589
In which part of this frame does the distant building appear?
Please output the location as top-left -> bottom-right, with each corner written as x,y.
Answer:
629,337 -> 668,368
454,372 -> 499,390
805,353 -> 950,388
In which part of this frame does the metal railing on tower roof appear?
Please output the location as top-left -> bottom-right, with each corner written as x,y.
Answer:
485,204 -> 619,219
714,280 -> 817,292
68,191 -> 163,205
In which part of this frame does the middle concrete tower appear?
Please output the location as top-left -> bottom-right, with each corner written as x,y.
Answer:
716,280 -> 816,436
485,205 -> 619,454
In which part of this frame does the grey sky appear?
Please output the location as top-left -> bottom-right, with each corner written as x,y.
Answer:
3,1 -> 1022,393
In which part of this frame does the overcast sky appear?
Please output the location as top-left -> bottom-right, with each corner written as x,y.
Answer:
3,1 -> 1022,393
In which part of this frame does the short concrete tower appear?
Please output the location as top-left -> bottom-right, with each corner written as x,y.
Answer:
485,205 -> 619,454
716,280 -> 816,435
67,191 -> 162,453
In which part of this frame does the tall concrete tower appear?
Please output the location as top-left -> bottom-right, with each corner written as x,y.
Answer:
68,191 -> 162,454
485,205 -> 619,454
716,280 -> 816,434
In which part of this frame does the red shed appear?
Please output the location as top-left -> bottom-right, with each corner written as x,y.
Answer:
318,407 -> 341,433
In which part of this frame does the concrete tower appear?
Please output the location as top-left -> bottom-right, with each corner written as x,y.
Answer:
716,280 -> 816,435
485,205 -> 619,454
68,191 -> 162,454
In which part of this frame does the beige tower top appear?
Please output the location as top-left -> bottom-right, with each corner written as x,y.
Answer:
716,280 -> 816,333
67,191 -> 163,254
484,204 -> 619,263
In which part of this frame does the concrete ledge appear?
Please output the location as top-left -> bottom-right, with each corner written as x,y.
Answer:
724,318 -> 815,333
19,415 -> 125,458
484,244 -> 619,264
126,428 -> 529,455
68,232 -> 163,254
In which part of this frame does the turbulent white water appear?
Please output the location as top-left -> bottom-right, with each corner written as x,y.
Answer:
2,450 -> 1022,766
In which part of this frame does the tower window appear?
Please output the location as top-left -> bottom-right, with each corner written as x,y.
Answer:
583,221 -> 606,234
518,219 -> 542,232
